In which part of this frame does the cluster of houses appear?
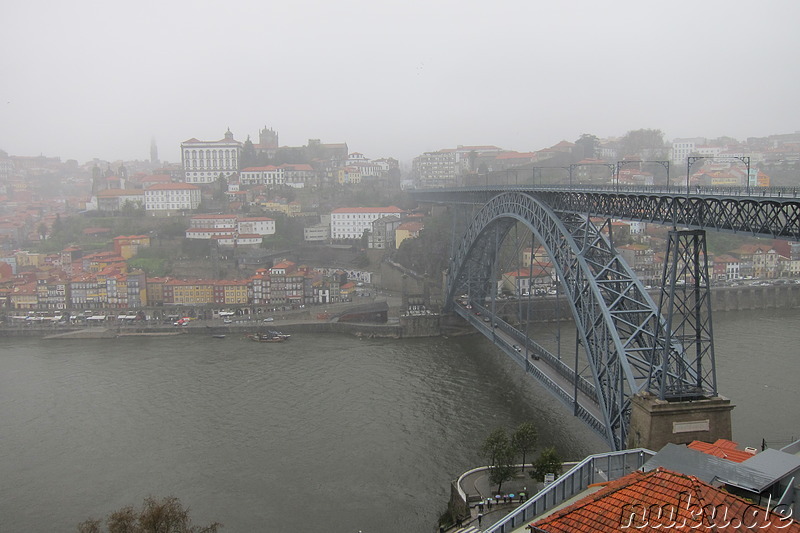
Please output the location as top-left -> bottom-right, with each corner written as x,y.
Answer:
412,133 -> 800,188
498,224 -> 800,298
1,239 -> 370,313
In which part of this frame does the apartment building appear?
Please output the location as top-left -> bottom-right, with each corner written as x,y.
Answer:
330,206 -> 404,240
181,129 -> 242,184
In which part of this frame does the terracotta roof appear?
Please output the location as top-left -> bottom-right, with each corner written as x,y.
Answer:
397,221 -> 424,232
186,228 -> 231,234
241,166 -> 280,172
529,467 -> 800,532
331,206 -> 404,214
280,164 -> 314,171
495,152 -> 537,160
96,188 -> 144,197
504,266 -> 551,278
687,439 -> 755,463
190,214 -> 238,220
146,183 -> 200,191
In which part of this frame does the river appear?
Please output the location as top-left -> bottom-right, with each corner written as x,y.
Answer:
0,308 -> 797,532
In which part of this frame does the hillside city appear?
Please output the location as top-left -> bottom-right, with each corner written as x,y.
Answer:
1,127 -> 799,321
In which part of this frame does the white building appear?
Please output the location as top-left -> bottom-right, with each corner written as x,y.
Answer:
304,224 -> 330,242
181,129 -> 242,184
185,228 -> 233,240
240,165 -> 284,186
282,164 -> 317,189
237,217 -> 276,236
670,138 -> 703,164
189,214 -> 238,230
213,234 -> 262,247
186,215 -> 275,239
412,150 -> 459,188
145,183 -> 201,214
330,206 -> 404,240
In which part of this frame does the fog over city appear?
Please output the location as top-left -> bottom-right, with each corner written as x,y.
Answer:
2,0 -> 798,164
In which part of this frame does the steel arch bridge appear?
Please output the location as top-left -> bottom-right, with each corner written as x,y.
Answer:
412,185 -> 800,450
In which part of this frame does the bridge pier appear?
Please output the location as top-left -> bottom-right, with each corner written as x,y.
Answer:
626,392 -> 734,451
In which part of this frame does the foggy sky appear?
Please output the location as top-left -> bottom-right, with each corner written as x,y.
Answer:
2,0 -> 798,165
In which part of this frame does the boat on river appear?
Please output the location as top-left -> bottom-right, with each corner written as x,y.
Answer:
247,332 -> 286,343
269,330 -> 291,340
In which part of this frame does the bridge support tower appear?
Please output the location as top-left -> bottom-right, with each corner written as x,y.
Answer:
628,229 -> 733,450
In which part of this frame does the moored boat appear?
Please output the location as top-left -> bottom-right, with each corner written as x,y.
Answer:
247,332 -> 285,342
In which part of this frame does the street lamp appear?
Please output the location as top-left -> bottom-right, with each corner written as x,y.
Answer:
617,160 -> 671,189
686,156 -> 751,195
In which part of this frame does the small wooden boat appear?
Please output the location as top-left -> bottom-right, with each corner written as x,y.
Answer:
211,334 -> 226,339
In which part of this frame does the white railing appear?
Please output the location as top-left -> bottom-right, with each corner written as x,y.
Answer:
483,447 -> 655,533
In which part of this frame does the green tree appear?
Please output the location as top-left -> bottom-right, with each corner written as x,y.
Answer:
619,129 -> 666,159
574,133 -> 599,160
213,174 -> 228,202
77,495 -> 221,533
529,446 -> 562,482
489,444 -> 517,493
240,137 -> 257,168
394,209 -> 452,280
128,257 -> 169,277
511,422 -> 538,472
481,427 -> 510,468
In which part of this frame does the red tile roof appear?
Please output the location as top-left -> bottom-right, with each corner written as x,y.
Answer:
529,468 -> 799,532
331,206 -> 404,214
146,183 -> 200,190
687,439 -> 755,463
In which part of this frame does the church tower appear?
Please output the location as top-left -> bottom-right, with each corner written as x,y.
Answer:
150,137 -> 159,164
259,126 -> 278,149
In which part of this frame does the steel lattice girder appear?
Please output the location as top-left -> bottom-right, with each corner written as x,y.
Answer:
538,191 -> 800,240
446,192 -> 690,450
649,230 -> 718,400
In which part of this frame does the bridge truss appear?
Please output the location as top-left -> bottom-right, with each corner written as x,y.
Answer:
445,191 -> 718,450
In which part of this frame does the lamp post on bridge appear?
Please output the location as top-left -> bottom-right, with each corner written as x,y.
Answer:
686,155 -> 751,195
569,162 -> 615,188
531,166 -> 572,187
616,160 -> 671,190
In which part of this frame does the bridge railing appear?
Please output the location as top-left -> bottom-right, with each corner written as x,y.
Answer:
483,448 -> 656,533
467,303 -> 599,403
412,183 -> 800,199
457,306 -> 607,438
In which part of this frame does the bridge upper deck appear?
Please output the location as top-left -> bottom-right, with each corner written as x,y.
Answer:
411,185 -> 800,241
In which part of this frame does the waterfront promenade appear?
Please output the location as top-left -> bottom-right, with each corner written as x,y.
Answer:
449,468 -> 538,532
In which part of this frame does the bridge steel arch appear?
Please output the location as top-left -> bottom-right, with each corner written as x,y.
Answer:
446,192 -> 696,450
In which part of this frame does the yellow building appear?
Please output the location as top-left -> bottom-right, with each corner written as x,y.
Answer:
167,279 -> 215,305
219,280 -> 249,305
14,251 -> 45,269
11,283 -> 38,309
114,235 -> 151,260
395,221 -> 424,249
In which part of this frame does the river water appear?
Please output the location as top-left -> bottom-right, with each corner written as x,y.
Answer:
0,308 -> 797,533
